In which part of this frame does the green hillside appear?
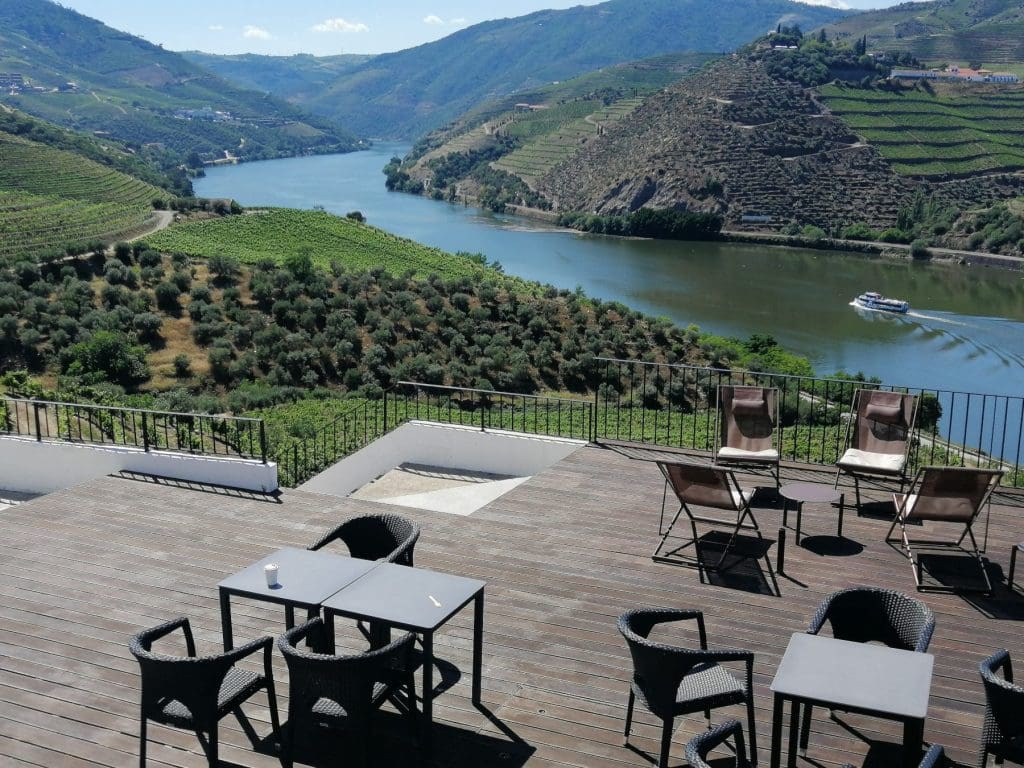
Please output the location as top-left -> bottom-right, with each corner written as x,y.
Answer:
823,0 -> 1024,64
0,131 -> 163,261
820,82 -> 1024,178
143,209 -> 490,281
181,52 -> 372,102
287,0 -> 845,139
0,0 -> 361,165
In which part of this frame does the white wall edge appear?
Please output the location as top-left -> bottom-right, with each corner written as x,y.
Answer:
0,435 -> 278,494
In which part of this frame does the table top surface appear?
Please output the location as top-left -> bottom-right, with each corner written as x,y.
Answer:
218,547 -> 377,606
779,482 -> 844,504
770,633 -> 933,719
322,562 -> 486,631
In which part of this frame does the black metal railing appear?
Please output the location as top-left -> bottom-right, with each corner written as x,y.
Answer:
274,383 -> 594,488
0,397 -> 267,461
592,357 -> 1023,487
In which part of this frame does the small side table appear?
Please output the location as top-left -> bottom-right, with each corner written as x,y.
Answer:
780,482 -> 844,544
1010,543 -> 1024,591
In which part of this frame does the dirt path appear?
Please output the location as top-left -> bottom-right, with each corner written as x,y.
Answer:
128,209 -> 174,242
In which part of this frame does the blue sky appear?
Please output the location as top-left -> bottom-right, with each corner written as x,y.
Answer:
58,1 -> 918,56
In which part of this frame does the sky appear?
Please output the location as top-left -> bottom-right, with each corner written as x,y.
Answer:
57,0 -> 922,57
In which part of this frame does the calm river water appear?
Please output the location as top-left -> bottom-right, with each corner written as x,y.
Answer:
195,144 -> 1024,402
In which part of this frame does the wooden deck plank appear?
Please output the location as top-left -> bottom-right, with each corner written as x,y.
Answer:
2,444 -> 1022,767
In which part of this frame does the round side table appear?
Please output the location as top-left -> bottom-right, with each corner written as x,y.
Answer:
780,482 -> 845,544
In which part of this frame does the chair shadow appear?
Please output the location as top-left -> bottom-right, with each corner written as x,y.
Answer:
699,531 -> 781,597
855,500 -> 899,520
813,711 -> 918,768
263,707 -> 535,768
961,563 -> 1024,621
800,535 -> 864,558
916,551 -> 993,594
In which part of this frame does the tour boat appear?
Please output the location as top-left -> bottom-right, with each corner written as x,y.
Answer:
853,291 -> 909,314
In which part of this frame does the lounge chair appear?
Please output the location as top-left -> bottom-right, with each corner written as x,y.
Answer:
653,461 -> 763,572
130,617 -> 279,768
618,609 -> 757,768
888,466 -> 1004,594
715,385 -> 780,488
800,587 -> 934,758
835,388 -> 918,509
979,649 -> 1024,768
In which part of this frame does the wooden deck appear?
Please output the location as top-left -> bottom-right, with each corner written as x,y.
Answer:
2,444 -> 1023,768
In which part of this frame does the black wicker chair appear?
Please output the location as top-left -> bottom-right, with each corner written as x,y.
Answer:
979,649 -> 1024,768
130,617 -> 279,768
685,719 -> 751,768
310,513 -> 420,646
309,512 -> 420,566
800,587 -> 935,757
278,617 -> 418,768
617,608 -> 756,768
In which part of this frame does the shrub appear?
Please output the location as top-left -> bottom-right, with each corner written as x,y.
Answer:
154,281 -> 182,311
172,354 -> 191,378
60,331 -> 150,385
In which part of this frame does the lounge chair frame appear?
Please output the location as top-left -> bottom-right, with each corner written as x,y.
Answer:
654,461 -> 763,572
835,388 -> 919,509
714,384 -> 781,489
887,466 -> 1004,594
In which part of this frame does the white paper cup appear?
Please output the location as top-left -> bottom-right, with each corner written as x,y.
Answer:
265,563 -> 279,587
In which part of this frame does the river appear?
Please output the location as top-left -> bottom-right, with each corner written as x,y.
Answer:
195,144 -> 1024,405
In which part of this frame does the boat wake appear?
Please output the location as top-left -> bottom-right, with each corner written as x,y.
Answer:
905,310 -> 968,327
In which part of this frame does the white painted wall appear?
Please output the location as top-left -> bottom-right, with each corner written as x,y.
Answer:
0,436 -> 278,494
299,421 -> 585,497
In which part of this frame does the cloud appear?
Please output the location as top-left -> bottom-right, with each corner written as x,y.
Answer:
208,24 -> 224,32
312,18 -> 369,33
423,14 -> 467,26
243,25 -> 272,40
794,0 -> 850,7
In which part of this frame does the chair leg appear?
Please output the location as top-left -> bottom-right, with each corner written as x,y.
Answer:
978,747 -> 988,768
207,721 -> 218,768
853,477 -> 862,511
659,717 -> 674,768
746,696 -> 758,765
139,713 -> 147,768
265,679 -> 280,742
800,703 -> 812,755
282,700 -> 296,768
624,690 -> 635,740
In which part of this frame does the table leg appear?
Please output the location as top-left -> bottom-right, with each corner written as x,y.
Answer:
285,605 -> 295,630
323,611 -> 336,655
795,502 -> 803,544
219,588 -> 233,651
422,631 -> 435,756
472,591 -> 484,705
770,693 -> 784,768
902,718 -> 924,768
782,499 -> 789,530
837,493 -> 845,538
788,700 -> 800,768
1010,545 -> 1018,589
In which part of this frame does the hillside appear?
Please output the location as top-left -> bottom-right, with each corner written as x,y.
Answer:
0,128 -> 164,261
181,52 -> 372,103
287,0 -> 846,139
822,0 -> 1024,64
0,0 -> 360,165
538,55 -> 917,231
393,52 -> 715,208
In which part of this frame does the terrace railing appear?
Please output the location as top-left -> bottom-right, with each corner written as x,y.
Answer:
274,382 -> 594,488
592,357 -> 1023,487
0,397 -> 267,461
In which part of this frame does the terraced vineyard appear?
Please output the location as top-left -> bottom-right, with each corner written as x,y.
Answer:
0,131 -> 162,260
493,98 -> 644,185
144,208 -> 491,281
820,83 -> 1024,178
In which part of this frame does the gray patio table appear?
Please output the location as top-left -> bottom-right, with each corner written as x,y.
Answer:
321,562 -> 486,754
770,632 -> 933,768
218,546 -> 377,650
779,482 -> 845,543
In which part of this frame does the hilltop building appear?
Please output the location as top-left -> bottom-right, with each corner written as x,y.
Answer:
890,65 -> 1020,83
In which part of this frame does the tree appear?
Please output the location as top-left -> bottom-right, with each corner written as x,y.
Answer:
60,331 -> 150,385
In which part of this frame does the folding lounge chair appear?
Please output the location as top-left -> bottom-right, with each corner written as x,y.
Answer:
715,385 -> 781,488
654,462 -> 762,572
835,389 -> 918,509
888,466 -> 1004,594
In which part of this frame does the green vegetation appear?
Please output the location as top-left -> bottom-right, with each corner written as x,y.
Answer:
0,131 -> 164,261
143,209 -> 493,280
820,82 -> 1024,178
0,0 -> 359,169
558,209 -> 723,240
759,30 -> 889,87
180,52 -> 372,99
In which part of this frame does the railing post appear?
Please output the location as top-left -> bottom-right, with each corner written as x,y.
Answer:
259,421 -> 267,464
383,389 -> 389,434
141,412 -> 150,452
33,401 -> 43,441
